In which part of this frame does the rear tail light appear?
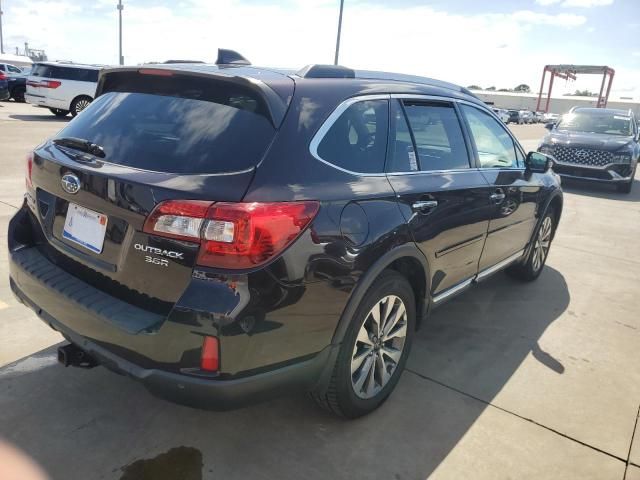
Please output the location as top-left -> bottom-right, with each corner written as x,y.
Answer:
143,200 -> 320,269
41,80 -> 62,89
200,336 -> 219,372
26,80 -> 61,88
25,153 -> 33,190
0,72 -> 6,81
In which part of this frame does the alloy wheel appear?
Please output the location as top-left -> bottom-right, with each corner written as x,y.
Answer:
75,99 -> 91,114
532,216 -> 552,272
350,295 -> 408,399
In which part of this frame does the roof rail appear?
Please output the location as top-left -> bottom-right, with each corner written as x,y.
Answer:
215,49 -> 251,66
297,64 -> 355,79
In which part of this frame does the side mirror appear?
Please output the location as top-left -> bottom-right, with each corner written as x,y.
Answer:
544,123 -> 555,130
526,151 -> 554,173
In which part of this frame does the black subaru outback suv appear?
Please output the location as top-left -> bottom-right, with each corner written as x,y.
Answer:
8,55 -> 562,418
539,107 -> 639,193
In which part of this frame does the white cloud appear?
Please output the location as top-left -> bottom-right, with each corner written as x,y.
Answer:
535,0 -> 614,7
1,0 -> 636,98
562,0 -> 613,6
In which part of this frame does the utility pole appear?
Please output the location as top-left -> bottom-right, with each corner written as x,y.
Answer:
334,0 -> 344,65
117,0 -> 124,65
0,0 -> 5,55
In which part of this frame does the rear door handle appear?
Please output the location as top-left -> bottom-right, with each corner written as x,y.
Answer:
490,189 -> 506,203
412,200 -> 438,213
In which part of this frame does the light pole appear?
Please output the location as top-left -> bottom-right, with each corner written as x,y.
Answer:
0,0 -> 5,55
334,0 -> 344,65
117,0 -> 124,65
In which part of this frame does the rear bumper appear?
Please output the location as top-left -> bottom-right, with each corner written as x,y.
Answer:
7,205 -> 336,410
24,93 -> 68,110
10,270 -> 334,410
0,86 -> 9,101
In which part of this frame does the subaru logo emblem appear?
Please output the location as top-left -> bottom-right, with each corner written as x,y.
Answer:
61,173 -> 81,195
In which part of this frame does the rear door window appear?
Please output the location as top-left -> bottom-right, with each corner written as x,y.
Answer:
402,101 -> 470,171
316,99 -> 389,174
55,76 -> 276,174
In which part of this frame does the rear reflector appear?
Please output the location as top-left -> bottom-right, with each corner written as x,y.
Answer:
143,200 -> 320,269
25,153 -> 33,190
200,336 -> 219,372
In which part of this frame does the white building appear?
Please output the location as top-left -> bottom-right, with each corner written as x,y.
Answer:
471,90 -> 640,117
0,53 -> 34,70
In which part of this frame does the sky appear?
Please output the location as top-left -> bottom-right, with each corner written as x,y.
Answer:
2,0 -> 640,98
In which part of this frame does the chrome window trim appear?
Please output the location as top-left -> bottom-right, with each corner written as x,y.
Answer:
309,94 -> 391,177
308,92 -> 527,177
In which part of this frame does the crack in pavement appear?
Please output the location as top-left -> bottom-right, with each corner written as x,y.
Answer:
405,368 -> 629,466
0,199 -> 19,209
624,403 -> 640,479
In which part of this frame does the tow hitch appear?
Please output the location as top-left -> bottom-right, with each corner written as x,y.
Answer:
57,343 -> 98,369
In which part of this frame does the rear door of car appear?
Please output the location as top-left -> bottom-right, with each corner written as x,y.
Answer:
458,104 -> 542,272
385,97 -> 492,300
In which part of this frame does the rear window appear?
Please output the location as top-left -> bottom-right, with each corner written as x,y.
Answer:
55,77 -> 275,174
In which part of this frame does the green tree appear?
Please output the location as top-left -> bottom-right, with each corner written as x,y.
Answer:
486,86 -> 496,91
467,85 -> 482,90
514,84 -> 531,93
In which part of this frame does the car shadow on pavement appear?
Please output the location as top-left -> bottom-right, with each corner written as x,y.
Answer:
8,114 -> 69,122
0,267 -> 569,480
560,178 -> 640,202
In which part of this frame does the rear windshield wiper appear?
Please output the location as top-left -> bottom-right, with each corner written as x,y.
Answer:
53,137 -> 106,158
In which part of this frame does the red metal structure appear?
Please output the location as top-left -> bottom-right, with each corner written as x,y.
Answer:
536,64 -> 615,113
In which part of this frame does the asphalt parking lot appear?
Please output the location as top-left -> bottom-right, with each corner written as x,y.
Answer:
1,100 -> 639,480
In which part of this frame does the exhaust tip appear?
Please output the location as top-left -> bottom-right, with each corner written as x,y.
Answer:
57,344 -> 98,369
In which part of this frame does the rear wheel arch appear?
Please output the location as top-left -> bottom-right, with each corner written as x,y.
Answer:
546,193 -> 563,240
330,244 -> 430,346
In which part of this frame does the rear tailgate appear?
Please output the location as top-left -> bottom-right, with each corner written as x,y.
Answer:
27,67 -> 292,314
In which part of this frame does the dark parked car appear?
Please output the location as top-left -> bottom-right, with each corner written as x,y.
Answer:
8,58 -> 563,418
539,107 -> 639,193
7,71 -> 27,102
0,71 -> 10,101
507,109 -> 522,124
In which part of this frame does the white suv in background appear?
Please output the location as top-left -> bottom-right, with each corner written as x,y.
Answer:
25,62 -> 102,117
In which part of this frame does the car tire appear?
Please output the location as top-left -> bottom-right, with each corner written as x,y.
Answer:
70,96 -> 92,117
616,166 -> 636,194
507,210 -> 555,282
49,108 -> 69,117
11,87 -> 26,103
311,270 -> 415,418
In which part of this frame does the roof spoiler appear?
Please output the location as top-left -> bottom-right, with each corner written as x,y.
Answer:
215,49 -> 251,66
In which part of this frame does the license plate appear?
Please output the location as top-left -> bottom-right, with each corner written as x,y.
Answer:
63,203 -> 108,254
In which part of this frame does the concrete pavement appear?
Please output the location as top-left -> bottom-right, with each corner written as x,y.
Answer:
0,101 -> 638,479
